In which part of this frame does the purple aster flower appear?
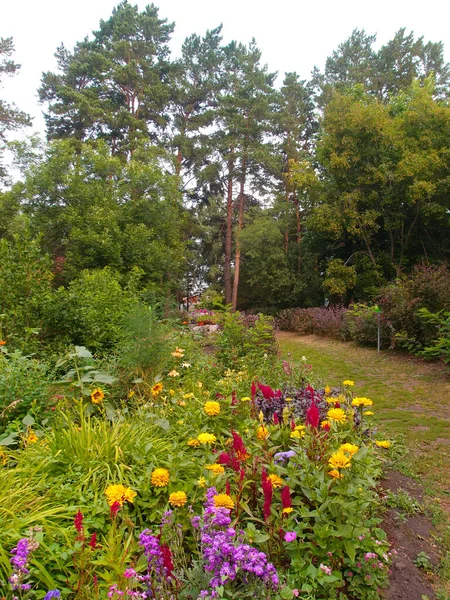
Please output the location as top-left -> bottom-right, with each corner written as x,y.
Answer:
43,591 -> 61,600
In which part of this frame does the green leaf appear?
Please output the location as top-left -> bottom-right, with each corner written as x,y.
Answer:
22,414 -> 35,426
74,346 -> 93,358
345,540 -> 356,562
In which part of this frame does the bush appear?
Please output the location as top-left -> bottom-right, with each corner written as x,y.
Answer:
276,306 -> 348,340
346,303 -> 393,348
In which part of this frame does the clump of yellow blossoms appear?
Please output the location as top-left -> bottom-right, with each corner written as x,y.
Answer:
283,507 -> 294,514
256,425 -> 269,440
171,347 -> 185,358
169,491 -> 187,507
205,464 -> 225,475
339,443 -> 359,456
204,401 -> 221,416
105,484 -> 137,507
267,474 -> 283,488
187,438 -> 200,447
327,408 -> 347,424
352,397 -> 373,407
328,451 -> 351,470
375,440 -> 391,449
241,396 -> 251,402
198,476 -> 207,487
213,494 -> 235,510
0,448 -> 8,466
343,380 -> 355,386
151,383 -> 163,397
25,430 -> 38,444
329,469 -> 344,479
197,432 -> 217,445
151,468 -> 170,487
168,370 -> 180,377
90,388 -> 104,404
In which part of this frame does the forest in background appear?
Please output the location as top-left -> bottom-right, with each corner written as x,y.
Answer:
1,0 -> 450,348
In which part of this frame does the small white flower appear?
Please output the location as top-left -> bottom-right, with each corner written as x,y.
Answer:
181,362 -> 191,368
301,356 -> 307,361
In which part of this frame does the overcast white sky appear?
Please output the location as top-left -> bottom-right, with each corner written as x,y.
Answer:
2,0 -> 450,137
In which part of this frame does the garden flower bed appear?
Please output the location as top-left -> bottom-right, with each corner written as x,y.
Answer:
0,317 -> 394,599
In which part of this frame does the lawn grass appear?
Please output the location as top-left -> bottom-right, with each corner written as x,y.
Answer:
277,332 -> 450,500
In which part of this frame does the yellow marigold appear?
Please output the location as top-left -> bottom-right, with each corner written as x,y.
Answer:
241,396 -> 251,402
327,408 -> 347,424
256,425 -> 269,440
375,440 -> 391,449
187,438 -> 200,447
364,410 -> 374,416
204,401 -> 221,417
328,451 -> 351,470
198,476 -> 207,487
151,383 -> 163,397
290,430 -> 302,439
328,469 -> 344,479
168,370 -> 180,377
352,397 -> 373,407
321,420 -> 330,429
169,491 -> 187,507
90,388 -> 104,404
151,468 -> 170,487
343,380 -> 355,386
197,432 -> 217,444
213,494 -> 235,510
340,443 -> 359,456
326,396 -> 339,404
105,484 -> 137,507
267,474 -> 283,488
205,464 -> 225,475
282,507 -> 294,514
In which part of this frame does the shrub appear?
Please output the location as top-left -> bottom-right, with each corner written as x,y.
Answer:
276,306 -> 348,340
346,303 -> 393,348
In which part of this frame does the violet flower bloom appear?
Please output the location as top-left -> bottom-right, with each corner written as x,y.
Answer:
284,531 -> 297,542
43,591 -> 61,600
274,450 -> 296,464
9,538 -> 32,591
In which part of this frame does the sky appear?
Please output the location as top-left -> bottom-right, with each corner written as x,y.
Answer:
2,0 -> 450,138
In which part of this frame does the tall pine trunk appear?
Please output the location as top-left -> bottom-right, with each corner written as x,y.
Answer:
232,156 -> 246,311
224,157 -> 234,305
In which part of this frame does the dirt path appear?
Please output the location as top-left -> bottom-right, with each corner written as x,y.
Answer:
277,332 -> 450,502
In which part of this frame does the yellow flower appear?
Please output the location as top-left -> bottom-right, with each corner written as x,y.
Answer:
205,464 -> 225,475
321,420 -> 330,429
168,370 -> 180,377
204,401 -> 221,416
169,389 -> 175,396
169,491 -> 187,507
151,383 -> 163,397
187,438 -> 200,447
177,420 -> 184,425
178,400 -> 186,407
241,396 -> 251,402
258,410 -> 264,423
128,389 -> 135,399
256,425 -> 269,440
0,448 -> 8,466
352,397 -> 373,407
364,410 -> 374,416
151,468 -> 170,487
285,397 -> 292,403
375,440 -> 391,449
171,347 -> 185,358
327,408 -> 347,424
339,443 -> 359,456
184,392 -> 195,399
198,476 -> 207,487
26,431 -> 38,444
328,451 -> 351,470
343,380 -> 354,386
295,425 -> 306,432
267,474 -> 283,488
197,432 -> 217,445
197,382 -> 203,388
282,507 -> 294,514
326,396 -> 340,404
328,469 -> 344,479
90,388 -> 104,404
290,430 -> 302,439
213,494 -> 234,510
325,385 -> 331,395
105,484 -> 137,506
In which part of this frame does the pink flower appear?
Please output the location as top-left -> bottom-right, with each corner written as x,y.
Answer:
306,401 -> 320,428
284,531 -> 297,542
320,563 -> 332,575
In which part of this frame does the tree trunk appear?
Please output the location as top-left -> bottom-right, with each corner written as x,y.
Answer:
232,156 -> 246,311
224,157 -> 234,305
294,192 -> 301,273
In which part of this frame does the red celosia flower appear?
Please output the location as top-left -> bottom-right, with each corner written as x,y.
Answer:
89,532 -> 97,549
232,431 -> 249,461
161,544 -> 174,577
258,383 -> 275,399
218,451 -> 231,465
110,501 -> 121,519
231,390 -> 238,406
306,401 -> 320,428
291,419 -> 296,431
306,384 -> 315,399
273,412 -> 279,425
226,480 -> 231,495
322,422 -> 331,432
262,470 -> 273,521
74,510 -> 84,541
281,485 -> 292,510
240,467 -> 245,482
251,381 -> 257,399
